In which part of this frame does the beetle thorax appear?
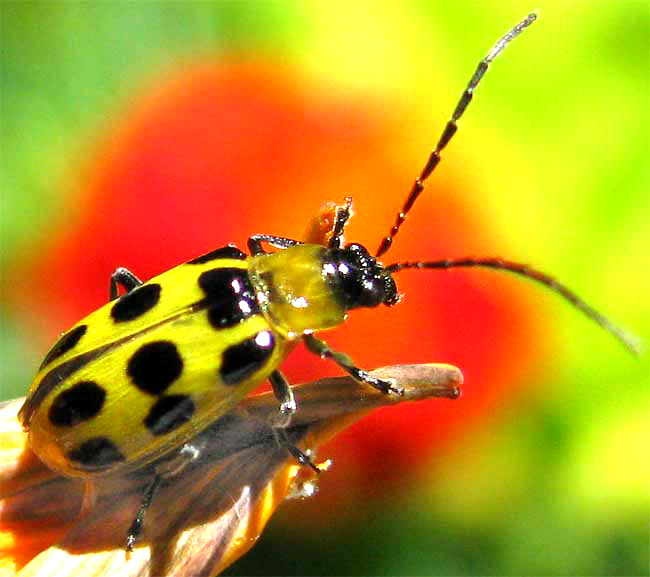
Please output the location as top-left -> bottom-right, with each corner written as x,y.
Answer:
248,244 -> 348,339
248,243 -> 397,340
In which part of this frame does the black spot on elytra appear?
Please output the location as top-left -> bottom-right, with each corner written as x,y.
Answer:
67,436 -> 125,470
187,245 -> 247,264
198,268 -> 260,329
48,381 -> 106,427
144,394 -> 195,436
39,325 -> 88,371
207,295 -> 259,329
127,341 -> 183,395
111,283 -> 161,323
220,330 -> 275,386
198,268 -> 249,300
20,341 -> 119,428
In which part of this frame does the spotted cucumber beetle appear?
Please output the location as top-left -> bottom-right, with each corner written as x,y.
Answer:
18,12 -> 637,551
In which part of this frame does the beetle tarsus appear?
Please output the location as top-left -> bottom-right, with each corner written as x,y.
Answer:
303,334 -> 404,395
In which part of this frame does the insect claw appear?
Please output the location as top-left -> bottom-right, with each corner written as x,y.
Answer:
389,382 -> 405,396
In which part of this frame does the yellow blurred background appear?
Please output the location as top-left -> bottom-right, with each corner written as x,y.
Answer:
2,1 -> 648,575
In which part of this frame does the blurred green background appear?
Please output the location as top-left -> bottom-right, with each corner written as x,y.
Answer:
2,1 -> 648,575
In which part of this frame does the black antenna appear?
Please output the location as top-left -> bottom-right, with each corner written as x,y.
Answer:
376,12 -> 537,259
385,258 -> 641,354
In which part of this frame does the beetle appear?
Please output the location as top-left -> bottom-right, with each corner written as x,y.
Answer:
18,12 -> 637,550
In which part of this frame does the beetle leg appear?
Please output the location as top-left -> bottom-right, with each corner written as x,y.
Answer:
125,475 -> 162,552
269,370 -> 297,428
273,427 -> 320,474
327,196 -> 353,249
267,370 -> 318,470
303,334 -> 405,395
125,443 -> 201,551
247,234 -> 303,256
109,267 -> 142,301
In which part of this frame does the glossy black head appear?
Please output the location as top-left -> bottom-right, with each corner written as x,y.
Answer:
326,243 -> 398,310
